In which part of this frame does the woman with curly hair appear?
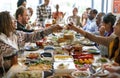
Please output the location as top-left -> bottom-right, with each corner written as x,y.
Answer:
0,11 -> 62,76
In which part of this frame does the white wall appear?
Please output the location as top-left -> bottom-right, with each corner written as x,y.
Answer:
0,0 -> 113,22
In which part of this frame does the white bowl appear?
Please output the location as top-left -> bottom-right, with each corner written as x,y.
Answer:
54,61 -> 76,74
71,70 -> 89,78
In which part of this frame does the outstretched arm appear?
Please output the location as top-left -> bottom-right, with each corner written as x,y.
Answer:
67,23 -> 115,46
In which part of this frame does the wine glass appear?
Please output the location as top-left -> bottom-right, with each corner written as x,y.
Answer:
67,17 -> 74,24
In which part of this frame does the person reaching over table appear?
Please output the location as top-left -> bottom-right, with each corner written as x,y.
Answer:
99,13 -> 115,37
0,11 -> 62,76
98,13 -> 116,57
67,17 -> 120,65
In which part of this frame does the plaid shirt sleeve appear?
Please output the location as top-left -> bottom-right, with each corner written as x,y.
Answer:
36,4 -> 51,23
36,5 -> 41,23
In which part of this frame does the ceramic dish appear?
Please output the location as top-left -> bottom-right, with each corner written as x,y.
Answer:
47,74 -> 73,78
94,70 -> 109,77
96,57 -> 110,63
41,52 -> 52,57
79,39 -> 95,46
87,48 -> 100,54
54,61 -> 76,74
24,46 -> 39,51
44,46 -> 54,50
71,70 -> 89,78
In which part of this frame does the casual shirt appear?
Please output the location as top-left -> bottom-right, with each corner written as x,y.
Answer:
16,21 -> 34,32
0,28 -> 53,69
83,19 -> 97,33
52,12 -> 63,20
36,4 -> 51,26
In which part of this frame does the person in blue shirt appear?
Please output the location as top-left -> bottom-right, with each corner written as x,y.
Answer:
83,9 -> 98,33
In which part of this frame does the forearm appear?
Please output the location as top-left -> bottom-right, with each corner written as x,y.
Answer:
72,26 -> 86,36
24,27 -> 53,43
42,26 -> 53,36
72,26 -> 111,46
85,32 -> 113,46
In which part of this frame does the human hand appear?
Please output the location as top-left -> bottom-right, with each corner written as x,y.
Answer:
107,73 -> 120,78
104,66 -> 120,73
26,24 -> 32,30
66,22 -> 76,30
51,24 -> 63,32
66,23 -> 86,36
99,26 -> 105,36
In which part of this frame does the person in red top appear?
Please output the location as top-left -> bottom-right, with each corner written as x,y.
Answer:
52,4 -> 65,20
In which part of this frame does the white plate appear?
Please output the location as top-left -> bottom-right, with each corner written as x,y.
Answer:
54,61 -> 76,74
71,70 -> 89,78
95,70 -> 109,77
96,57 -> 110,63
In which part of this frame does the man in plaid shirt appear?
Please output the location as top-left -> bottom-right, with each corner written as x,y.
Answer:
36,0 -> 51,27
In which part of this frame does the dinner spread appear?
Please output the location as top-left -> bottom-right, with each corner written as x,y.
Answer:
6,31 -> 110,78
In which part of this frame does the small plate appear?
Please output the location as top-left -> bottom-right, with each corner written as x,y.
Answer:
96,57 -> 110,63
44,46 -> 54,50
54,61 -> 76,74
41,53 -> 52,57
87,48 -> 100,54
71,71 -> 89,78
80,40 -> 95,46
25,46 -> 39,51
47,74 -> 73,78
95,70 -> 109,77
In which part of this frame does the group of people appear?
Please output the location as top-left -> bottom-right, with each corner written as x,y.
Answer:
67,17 -> 120,78
0,0 -> 120,78
67,5 -> 120,77
0,0 -> 63,76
